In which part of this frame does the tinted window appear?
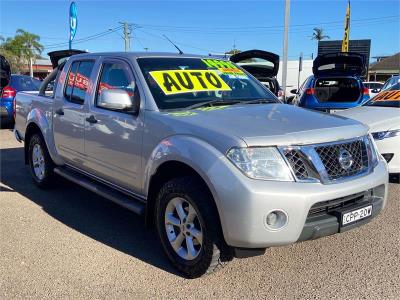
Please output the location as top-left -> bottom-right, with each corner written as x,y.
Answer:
96,62 -> 134,109
65,61 -> 79,101
64,60 -> 94,105
10,75 -> 41,91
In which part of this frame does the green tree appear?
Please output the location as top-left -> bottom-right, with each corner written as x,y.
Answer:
14,29 -> 44,76
311,27 -> 330,42
0,29 -> 43,74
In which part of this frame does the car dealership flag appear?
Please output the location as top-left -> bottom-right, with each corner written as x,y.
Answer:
341,1 -> 350,52
69,2 -> 77,49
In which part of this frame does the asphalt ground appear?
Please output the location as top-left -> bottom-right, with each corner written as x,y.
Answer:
1,128 -> 399,299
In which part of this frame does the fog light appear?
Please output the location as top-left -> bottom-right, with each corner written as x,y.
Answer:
266,212 -> 278,226
265,210 -> 288,230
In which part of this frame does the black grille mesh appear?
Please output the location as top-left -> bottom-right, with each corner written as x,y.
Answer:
315,140 -> 368,180
284,150 -> 309,180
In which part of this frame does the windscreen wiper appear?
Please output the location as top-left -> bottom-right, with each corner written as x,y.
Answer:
240,98 -> 277,105
186,100 -> 241,110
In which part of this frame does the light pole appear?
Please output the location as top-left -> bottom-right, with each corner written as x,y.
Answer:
281,0 -> 291,97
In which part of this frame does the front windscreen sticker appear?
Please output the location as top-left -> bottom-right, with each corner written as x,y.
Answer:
202,58 -> 247,77
149,70 -> 232,95
373,90 -> 400,101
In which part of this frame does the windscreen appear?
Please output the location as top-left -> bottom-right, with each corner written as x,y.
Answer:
137,57 -> 276,109
364,83 -> 400,108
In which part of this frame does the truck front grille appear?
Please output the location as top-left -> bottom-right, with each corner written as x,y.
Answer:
315,139 -> 369,180
281,136 -> 372,184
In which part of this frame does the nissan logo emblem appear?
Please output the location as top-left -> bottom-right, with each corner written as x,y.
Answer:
338,148 -> 354,170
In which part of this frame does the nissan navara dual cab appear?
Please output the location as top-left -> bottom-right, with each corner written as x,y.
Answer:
14,50 -> 388,278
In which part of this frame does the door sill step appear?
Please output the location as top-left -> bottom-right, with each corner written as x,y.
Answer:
54,167 -> 145,215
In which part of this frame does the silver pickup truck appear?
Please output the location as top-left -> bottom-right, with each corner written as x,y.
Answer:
14,50 -> 388,278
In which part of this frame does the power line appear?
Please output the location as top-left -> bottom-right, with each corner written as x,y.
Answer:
135,15 -> 398,31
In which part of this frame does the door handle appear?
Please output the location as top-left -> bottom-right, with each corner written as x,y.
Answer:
55,108 -> 64,116
86,115 -> 98,124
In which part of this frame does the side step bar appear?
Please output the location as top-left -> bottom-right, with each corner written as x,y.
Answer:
54,167 -> 145,215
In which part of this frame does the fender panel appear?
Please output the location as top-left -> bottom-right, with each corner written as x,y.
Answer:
26,108 -> 64,166
143,135 -> 233,227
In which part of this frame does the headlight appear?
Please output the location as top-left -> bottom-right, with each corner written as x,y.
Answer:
372,129 -> 400,140
226,147 -> 293,181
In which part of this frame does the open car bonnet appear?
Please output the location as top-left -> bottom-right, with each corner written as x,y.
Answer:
0,55 -> 11,88
313,52 -> 365,76
230,50 -> 279,79
47,49 -> 87,68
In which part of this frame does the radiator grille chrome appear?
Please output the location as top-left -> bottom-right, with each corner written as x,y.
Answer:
281,136 -> 372,184
283,150 -> 309,180
315,140 -> 369,180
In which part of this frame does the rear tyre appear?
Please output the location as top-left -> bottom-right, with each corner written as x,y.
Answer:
28,133 -> 55,188
156,176 -> 231,278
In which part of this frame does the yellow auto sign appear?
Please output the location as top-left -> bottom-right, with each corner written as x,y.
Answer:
149,70 -> 232,95
374,90 -> 400,101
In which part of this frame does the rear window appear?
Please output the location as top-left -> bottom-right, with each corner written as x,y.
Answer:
314,78 -> 361,103
10,76 -> 41,91
64,60 -> 95,105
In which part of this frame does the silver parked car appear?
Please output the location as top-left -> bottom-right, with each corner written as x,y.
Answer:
14,51 -> 388,278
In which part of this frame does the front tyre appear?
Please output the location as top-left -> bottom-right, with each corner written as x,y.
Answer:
28,133 -> 55,188
156,176 -> 231,278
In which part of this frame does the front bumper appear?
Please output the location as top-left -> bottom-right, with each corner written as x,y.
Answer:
210,159 -> 388,248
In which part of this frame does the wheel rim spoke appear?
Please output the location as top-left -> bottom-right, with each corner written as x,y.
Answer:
185,236 -> 197,259
171,232 -> 185,251
165,213 -> 180,227
175,201 -> 187,221
187,204 -> 197,223
189,227 -> 203,244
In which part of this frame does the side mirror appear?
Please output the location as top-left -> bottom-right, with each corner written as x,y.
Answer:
290,88 -> 297,94
98,88 -> 139,114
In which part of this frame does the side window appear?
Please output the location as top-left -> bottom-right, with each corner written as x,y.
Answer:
65,61 -> 79,101
96,62 -> 135,109
64,60 -> 94,105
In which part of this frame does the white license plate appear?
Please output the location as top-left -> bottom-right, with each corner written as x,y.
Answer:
329,109 -> 343,114
342,205 -> 372,225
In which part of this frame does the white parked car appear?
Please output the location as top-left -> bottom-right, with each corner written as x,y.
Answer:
363,81 -> 384,98
336,82 -> 400,176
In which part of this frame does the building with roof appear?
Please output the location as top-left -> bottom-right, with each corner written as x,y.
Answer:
21,59 -> 52,79
368,53 -> 400,82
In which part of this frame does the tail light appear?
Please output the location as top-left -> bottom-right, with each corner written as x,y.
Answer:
363,87 -> 369,95
2,86 -> 16,98
305,88 -> 315,95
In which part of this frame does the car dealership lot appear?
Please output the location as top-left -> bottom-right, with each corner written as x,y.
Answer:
0,129 -> 399,299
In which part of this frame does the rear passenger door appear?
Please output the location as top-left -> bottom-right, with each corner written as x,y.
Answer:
53,60 -> 95,165
83,58 -> 144,194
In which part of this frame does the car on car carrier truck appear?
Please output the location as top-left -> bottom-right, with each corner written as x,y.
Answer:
14,50 -> 388,278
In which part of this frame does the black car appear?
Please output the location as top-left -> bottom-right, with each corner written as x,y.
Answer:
229,50 -> 285,101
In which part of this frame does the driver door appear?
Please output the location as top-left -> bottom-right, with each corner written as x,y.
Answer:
84,58 -> 144,194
